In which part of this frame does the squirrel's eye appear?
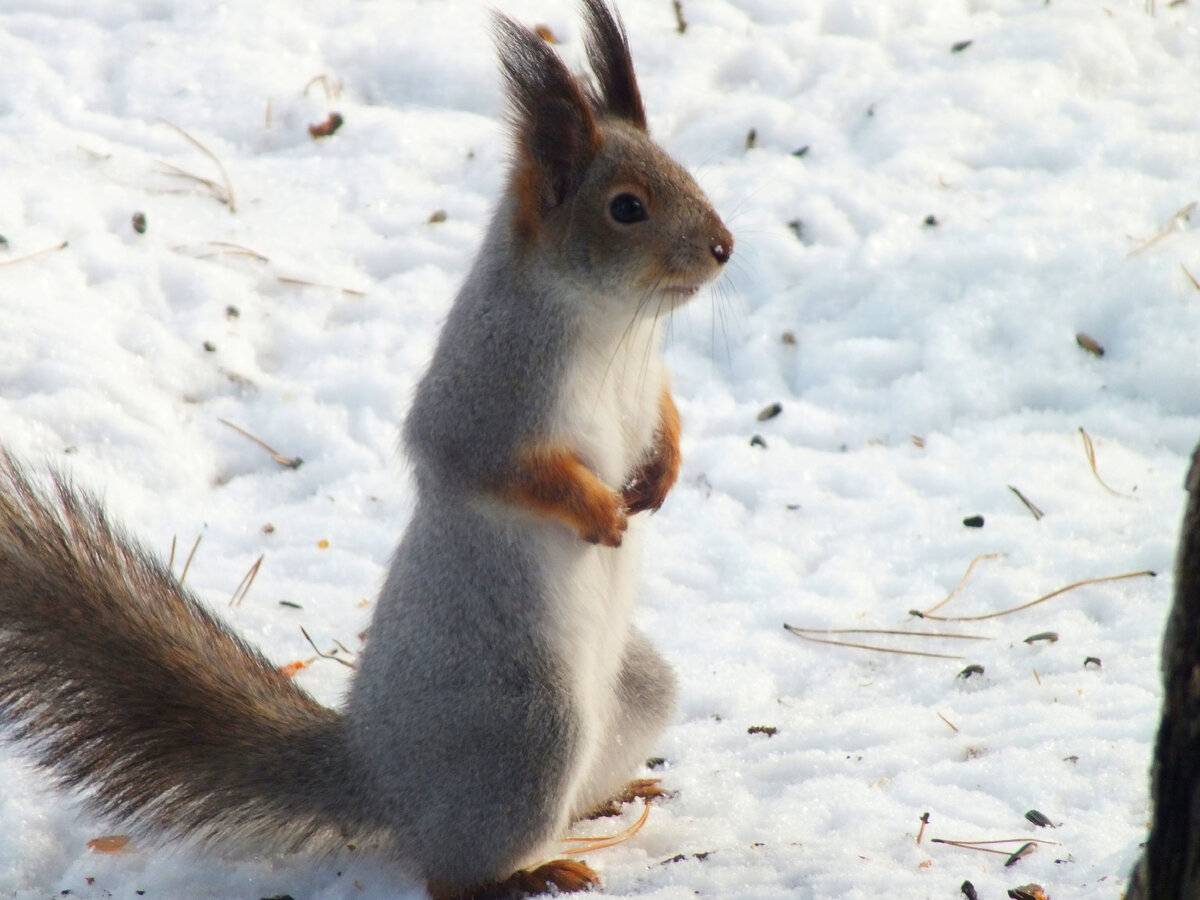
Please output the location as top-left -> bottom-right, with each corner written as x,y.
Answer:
609,193 -> 648,224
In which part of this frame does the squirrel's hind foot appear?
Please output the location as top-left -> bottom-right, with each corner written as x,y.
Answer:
430,859 -> 599,899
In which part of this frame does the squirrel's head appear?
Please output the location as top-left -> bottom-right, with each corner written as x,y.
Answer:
494,0 -> 732,315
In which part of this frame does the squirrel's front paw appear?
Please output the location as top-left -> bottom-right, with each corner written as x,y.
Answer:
622,392 -> 682,515
501,447 -> 630,547
621,468 -> 668,515
621,449 -> 677,515
581,499 -> 628,548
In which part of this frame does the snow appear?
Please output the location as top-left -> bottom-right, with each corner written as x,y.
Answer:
2,0 -> 1199,897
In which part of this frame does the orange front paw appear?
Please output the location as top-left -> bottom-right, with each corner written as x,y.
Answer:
500,446 -> 626,546
621,458 -> 674,515
622,389 -> 681,515
581,500 -> 628,548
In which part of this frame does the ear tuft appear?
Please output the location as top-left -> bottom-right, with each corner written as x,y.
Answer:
581,0 -> 647,130
493,12 -> 599,222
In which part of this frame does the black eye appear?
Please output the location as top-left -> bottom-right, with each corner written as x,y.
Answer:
609,193 -> 648,224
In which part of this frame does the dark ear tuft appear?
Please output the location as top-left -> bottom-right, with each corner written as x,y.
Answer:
581,0 -> 647,130
493,12 -> 599,216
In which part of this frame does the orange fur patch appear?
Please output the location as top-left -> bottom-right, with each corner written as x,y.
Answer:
501,446 -> 626,547
510,149 -> 544,244
622,389 -> 681,514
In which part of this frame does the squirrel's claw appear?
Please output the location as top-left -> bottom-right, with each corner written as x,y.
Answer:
621,455 -> 674,515
583,503 -> 628,547
580,777 -> 667,820
621,478 -> 665,515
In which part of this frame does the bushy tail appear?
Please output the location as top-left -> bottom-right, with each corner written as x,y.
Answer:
0,454 -> 361,854
1129,440 -> 1200,899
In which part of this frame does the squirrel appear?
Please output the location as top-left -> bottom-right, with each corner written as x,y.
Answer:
0,2 -> 732,898
1126,439 -> 1200,900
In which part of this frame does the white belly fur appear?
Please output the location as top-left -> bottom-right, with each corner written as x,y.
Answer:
539,314 -> 665,821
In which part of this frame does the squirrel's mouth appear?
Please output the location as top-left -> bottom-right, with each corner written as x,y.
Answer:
660,284 -> 701,300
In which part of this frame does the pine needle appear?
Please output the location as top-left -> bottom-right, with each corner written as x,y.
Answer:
158,118 -> 237,212
919,552 -> 1005,616
783,624 -> 976,660
179,534 -> 203,584
931,837 -> 1060,857
786,625 -> 990,641
156,161 -> 226,198
561,801 -> 651,854
1079,427 -> 1133,497
0,240 -> 68,268
276,275 -> 367,297
300,626 -> 356,669
1008,485 -> 1044,520
1127,200 -> 1195,257
229,554 -> 264,607
937,712 -> 959,733
217,418 -> 303,468
202,240 -> 269,261
918,569 -> 1155,622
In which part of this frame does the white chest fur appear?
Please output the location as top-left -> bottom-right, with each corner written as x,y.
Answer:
554,314 -> 664,486
537,312 -> 665,818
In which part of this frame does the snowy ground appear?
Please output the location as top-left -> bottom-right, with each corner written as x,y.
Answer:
2,0 -> 1200,898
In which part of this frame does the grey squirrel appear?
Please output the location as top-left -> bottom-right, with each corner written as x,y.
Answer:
1126,440 -> 1200,900
0,2 -> 732,898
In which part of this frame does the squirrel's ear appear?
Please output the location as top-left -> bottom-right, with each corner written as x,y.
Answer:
494,12 -> 599,216
581,0 -> 647,131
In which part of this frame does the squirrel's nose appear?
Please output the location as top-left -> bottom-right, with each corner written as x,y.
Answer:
710,238 -> 732,265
